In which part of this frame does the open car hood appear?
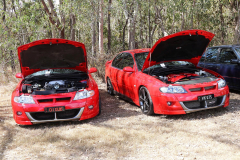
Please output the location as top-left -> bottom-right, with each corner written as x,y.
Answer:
18,39 -> 87,77
141,30 -> 215,71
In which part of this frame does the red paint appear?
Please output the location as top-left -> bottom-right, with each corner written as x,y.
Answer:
11,39 -> 100,125
105,30 -> 229,115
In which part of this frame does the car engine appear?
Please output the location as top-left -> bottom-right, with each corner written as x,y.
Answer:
21,78 -> 88,95
146,66 -> 218,84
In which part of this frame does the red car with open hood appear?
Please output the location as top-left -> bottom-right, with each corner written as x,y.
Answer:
12,39 -> 100,125
105,30 -> 229,115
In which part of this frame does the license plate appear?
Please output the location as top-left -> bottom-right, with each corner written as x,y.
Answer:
198,94 -> 214,101
44,106 -> 65,113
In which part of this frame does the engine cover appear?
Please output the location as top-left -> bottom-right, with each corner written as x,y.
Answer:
167,73 -> 199,83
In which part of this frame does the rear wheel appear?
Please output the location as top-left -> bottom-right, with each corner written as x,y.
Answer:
139,86 -> 154,115
107,78 -> 114,95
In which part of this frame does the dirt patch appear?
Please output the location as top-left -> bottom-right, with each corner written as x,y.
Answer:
0,79 -> 240,159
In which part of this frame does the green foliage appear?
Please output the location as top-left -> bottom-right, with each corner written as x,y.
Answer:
0,0 -> 240,82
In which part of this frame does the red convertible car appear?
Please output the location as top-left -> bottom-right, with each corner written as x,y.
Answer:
12,39 -> 100,125
105,30 -> 229,115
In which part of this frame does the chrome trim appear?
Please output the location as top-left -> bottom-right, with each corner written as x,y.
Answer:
180,95 -> 226,113
25,107 -> 84,124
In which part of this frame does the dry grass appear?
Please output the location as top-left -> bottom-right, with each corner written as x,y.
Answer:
0,77 -> 240,160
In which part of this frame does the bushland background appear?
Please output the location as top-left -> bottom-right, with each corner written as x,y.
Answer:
1,0 -> 240,82
0,1 -> 240,159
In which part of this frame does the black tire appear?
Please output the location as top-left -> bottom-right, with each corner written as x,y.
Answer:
107,78 -> 114,95
98,96 -> 101,116
139,86 -> 154,115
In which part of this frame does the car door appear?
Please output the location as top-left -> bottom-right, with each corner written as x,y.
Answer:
233,47 -> 240,89
217,48 -> 239,88
120,53 -> 136,99
110,53 -> 124,93
198,47 -> 219,72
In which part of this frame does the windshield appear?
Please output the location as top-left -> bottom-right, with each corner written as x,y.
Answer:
135,52 -> 195,71
25,69 -> 83,79
234,47 -> 240,56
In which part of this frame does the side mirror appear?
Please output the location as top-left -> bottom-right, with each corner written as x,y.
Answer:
106,60 -> 112,64
89,67 -> 97,73
230,59 -> 240,64
15,73 -> 22,78
123,67 -> 134,72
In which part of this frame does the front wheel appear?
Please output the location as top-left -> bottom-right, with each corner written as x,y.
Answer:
139,86 -> 154,115
107,78 -> 114,95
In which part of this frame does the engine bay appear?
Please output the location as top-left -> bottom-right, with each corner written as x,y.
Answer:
144,66 -> 218,84
21,74 -> 88,95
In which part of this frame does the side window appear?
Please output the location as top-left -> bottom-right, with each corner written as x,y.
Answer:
112,53 -> 124,68
119,53 -> 134,69
112,53 -> 134,69
219,48 -> 237,64
200,48 -> 218,62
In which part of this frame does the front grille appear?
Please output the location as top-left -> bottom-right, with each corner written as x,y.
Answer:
37,97 -> 71,104
204,86 -> 215,90
57,109 -> 79,119
189,85 -> 216,92
189,88 -> 202,92
56,97 -> 71,102
183,96 -> 224,109
31,112 -> 55,120
38,99 -> 53,103
30,109 -> 80,120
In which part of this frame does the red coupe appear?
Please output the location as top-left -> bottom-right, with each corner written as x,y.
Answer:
105,30 -> 229,115
12,39 -> 100,125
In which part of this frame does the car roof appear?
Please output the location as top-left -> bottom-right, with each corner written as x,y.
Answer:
122,48 -> 150,54
208,44 -> 240,48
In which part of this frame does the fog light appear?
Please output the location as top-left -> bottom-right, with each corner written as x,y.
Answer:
167,102 -> 172,106
88,105 -> 94,109
16,111 -> 22,116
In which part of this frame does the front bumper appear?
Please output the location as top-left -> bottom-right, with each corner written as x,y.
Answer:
12,92 -> 100,125
152,87 -> 229,115
179,95 -> 226,113
25,107 -> 85,124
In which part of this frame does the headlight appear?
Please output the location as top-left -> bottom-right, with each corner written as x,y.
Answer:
73,89 -> 95,100
160,85 -> 187,93
217,79 -> 226,89
14,95 -> 35,104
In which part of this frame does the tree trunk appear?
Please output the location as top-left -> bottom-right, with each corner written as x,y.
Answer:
148,0 -> 151,48
122,18 -> 128,51
219,1 -> 225,44
12,0 -> 18,18
181,12 -> 185,31
170,10 -> 175,34
99,0 -> 104,54
107,0 -> 112,54
91,0 -> 96,56
41,0 -> 64,38
59,0 -> 65,39
2,0 -> 6,21
140,8 -> 143,48
10,50 -> 15,72
234,0 -> 240,43
191,0 -> 195,29
70,14 -> 76,41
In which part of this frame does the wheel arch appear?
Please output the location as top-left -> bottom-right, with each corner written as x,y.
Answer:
136,85 -> 146,106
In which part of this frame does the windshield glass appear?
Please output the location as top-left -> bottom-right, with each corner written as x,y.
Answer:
135,52 -> 195,71
234,47 -> 240,56
25,69 -> 83,79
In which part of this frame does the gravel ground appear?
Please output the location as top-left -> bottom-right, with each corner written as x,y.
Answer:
0,78 -> 240,160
